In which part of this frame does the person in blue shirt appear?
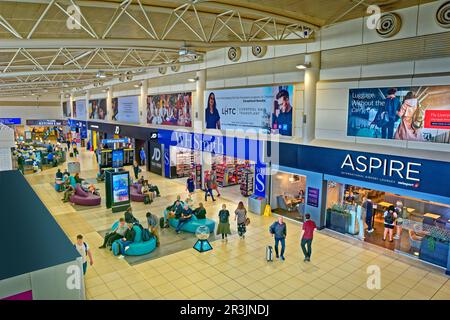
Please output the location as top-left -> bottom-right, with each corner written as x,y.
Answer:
205,92 -> 221,129
139,147 -> 146,166
275,89 -> 292,136
176,204 -> 193,234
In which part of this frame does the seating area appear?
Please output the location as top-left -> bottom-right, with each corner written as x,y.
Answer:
69,184 -> 101,206
166,209 -> 216,233
110,221 -> 157,256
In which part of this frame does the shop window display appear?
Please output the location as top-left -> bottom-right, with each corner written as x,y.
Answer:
325,181 -> 450,267
271,172 -> 306,221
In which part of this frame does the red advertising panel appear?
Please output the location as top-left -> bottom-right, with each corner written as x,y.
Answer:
424,110 -> 450,129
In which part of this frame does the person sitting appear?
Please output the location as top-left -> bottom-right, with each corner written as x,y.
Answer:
63,169 -> 70,177
62,180 -> 75,202
99,218 -> 127,249
146,212 -> 160,247
55,169 -> 63,181
118,223 -> 136,259
193,202 -> 206,219
147,180 -> 161,197
175,204 -> 193,234
138,176 -> 145,185
74,172 -> 83,184
124,207 -> 139,225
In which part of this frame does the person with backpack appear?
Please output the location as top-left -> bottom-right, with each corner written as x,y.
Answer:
269,217 -> 287,261
234,201 -> 248,239
146,212 -> 160,247
124,207 -> 139,225
217,204 -> 231,242
74,234 -> 93,275
118,223 -> 136,259
383,206 -> 397,242
300,213 -> 317,262
99,218 -> 127,250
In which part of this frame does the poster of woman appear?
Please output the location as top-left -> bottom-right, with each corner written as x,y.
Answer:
88,99 -> 107,120
146,92 -> 192,127
347,85 -> 450,144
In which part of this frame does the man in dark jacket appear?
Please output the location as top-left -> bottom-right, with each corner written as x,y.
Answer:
269,217 -> 287,260
381,88 -> 401,139
118,223 -> 136,258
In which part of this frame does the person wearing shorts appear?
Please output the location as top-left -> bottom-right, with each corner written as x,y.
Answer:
383,206 -> 397,242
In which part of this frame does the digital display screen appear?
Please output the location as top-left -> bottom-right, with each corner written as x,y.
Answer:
112,149 -> 124,168
112,173 -> 129,203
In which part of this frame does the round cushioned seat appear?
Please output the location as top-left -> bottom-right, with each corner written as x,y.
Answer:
168,213 -> 215,233
110,221 -> 156,256
69,184 -> 101,206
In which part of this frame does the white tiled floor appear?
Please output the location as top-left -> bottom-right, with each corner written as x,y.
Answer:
25,148 -> 450,300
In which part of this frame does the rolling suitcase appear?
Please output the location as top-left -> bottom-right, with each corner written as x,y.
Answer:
266,246 -> 273,262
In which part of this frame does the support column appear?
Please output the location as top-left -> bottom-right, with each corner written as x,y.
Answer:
302,52 -> 320,144
194,69 -> 206,134
140,80 -> 148,125
85,90 -> 90,122
106,85 -> 113,122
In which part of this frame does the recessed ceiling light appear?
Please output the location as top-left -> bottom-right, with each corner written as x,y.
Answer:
296,63 -> 311,70
96,70 -> 106,78
187,77 -> 199,82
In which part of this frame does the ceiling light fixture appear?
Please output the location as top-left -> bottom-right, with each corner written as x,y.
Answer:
96,70 -> 106,78
296,63 -> 311,70
187,76 -> 199,83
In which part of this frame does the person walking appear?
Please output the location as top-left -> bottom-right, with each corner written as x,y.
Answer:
139,147 -> 146,166
234,201 -> 248,239
186,174 -> 195,197
363,196 -> 374,233
73,143 -> 79,157
300,213 -> 317,262
217,204 -> 231,242
132,161 -> 140,180
269,216 -> 287,260
210,169 -> 221,197
204,172 -> 215,202
146,212 -> 160,247
74,234 -> 93,274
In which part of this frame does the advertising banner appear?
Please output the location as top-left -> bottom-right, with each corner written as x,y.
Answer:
347,86 -> 450,144
112,96 -> 139,124
62,100 -> 71,118
149,140 -> 163,175
0,118 -> 21,125
112,173 -> 129,203
205,85 -> 294,136
147,92 -> 192,127
88,98 -> 107,120
73,100 -> 87,120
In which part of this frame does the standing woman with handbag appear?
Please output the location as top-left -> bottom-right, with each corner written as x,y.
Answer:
234,201 -> 248,239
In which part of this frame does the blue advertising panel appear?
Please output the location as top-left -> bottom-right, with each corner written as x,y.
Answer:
112,173 -> 129,204
112,149 -> 124,168
0,118 -> 21,125
205,85 -> 294,136
26,119 -> 67,126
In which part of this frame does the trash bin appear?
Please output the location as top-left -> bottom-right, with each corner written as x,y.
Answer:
248,195 -> 267,215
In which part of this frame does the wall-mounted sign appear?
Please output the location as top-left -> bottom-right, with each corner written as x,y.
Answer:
147,92 -> 192,127
149,140 -> 163,175
307,187 -> 320,208
88,98 -> 107,120
0,118 -> 21,125
26,119 -> 67,126
101,138 -> 130,145
112,96 -> 139,124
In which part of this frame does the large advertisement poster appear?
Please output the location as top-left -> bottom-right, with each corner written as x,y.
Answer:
205,85 -> 294,136
147,92 -> 192,127
112,173 -> 129,203
112,96 -> 139,124
347,86 -> 450,144
88,98 -> 107,120
149,140 -> 163,175
73,100 -> 86,120
62,100 -> 71,118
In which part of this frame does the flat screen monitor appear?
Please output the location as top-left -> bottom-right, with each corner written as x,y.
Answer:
112,173 -> 129,204
112,149 -> 124,168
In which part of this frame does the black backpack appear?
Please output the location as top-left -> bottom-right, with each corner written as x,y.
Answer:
385,211 -> 395,224
137,223 -> 152,241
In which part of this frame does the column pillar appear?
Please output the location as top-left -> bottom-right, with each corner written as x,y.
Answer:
140,80 -> 148,125
106,85 -> 113,122
302,52 -> 320,144
194,69 -> 206,134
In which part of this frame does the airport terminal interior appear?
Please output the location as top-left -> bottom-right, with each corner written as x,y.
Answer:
1,0 -> 450,301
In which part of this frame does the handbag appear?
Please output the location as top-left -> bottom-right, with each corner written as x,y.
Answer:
245,218 -> 251,226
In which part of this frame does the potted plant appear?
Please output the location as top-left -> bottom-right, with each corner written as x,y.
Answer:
326,203 -> 351,234
419,226 -> 450,268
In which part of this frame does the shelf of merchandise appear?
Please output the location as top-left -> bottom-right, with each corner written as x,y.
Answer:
239,169 -> 254,197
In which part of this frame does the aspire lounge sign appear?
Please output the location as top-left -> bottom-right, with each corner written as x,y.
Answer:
340,153 -> 422,188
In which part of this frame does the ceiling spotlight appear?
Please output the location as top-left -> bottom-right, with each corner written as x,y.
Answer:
296,63 -> 311,70
96,70 -> 107,78
134,82 -> 142,88
187,76 -> 199,83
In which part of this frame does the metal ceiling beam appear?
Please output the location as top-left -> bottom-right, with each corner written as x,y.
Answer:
0,38 -> 314,51
0,0 -> 320,30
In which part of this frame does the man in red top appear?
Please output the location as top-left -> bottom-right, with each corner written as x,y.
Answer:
300,213 -> 317,262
